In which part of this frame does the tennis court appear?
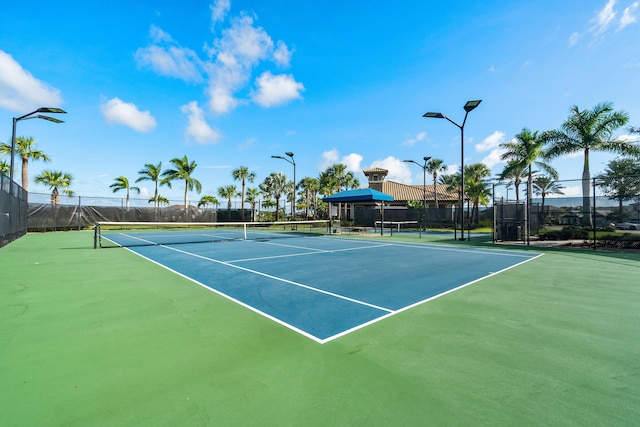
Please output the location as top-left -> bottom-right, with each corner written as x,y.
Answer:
2,231 -> 640,426
100,223 -> 540,343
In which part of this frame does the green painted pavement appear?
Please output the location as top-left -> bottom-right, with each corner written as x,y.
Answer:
1,231 -> 639,426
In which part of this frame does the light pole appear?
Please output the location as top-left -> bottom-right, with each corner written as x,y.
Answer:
403,156 -> 431,238
10,107 -> 66,193
424,100 -> 481,240
271,151 -> 295,221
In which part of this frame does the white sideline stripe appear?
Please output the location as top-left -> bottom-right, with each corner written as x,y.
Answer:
157,244 -> 394,314
228,242 -> 392,263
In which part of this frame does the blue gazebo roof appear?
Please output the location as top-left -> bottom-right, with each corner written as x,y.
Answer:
322,188 -> 394,203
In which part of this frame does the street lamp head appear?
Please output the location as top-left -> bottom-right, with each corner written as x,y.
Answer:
423,112 -> 445,119
463,100 -> 482,112
34,115 -> 64,123
271,155 -> 284,159
35,107 -> 67,114
423,156 -> 432,162
402,159 -> 412,163
284,151 -> 294,158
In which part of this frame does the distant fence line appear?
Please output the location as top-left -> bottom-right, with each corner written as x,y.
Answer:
26,191 -> 297,231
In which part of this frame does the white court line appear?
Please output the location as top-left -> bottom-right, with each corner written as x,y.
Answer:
316,252 -> 545,343
109,233 -> 542,344
156,244 -> 394,314
228,242 -> 392,263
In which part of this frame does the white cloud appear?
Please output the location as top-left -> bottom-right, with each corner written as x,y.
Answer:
135,27 -> 204,82
0,50 -> 63,113
482,149 -> 508,170
252,71 -> 304,107
342,153 -> 364,173
319,150 -> 363,175
476,130 -> 507,152
136,5 -> 302,115
370,156 -> 412,184
591,0 -> 618,35
100,97 -> 156,132
181,101 -> 221,144
401,131 -> 426,147
320,149 -> 340,170
476,131 -> 508,170
619,1 -> 639,30
210,0 -> 230,27
273,41 -> 292,67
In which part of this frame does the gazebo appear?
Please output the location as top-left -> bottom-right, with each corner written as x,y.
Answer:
322,188 -> 394,235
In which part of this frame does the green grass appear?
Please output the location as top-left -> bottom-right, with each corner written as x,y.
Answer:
2,231 -> 640,426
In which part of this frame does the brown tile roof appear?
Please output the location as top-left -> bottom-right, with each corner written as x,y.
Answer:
362,167 -> 389,173
369,180 -> 459,203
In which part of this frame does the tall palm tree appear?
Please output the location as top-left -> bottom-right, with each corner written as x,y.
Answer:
162,155 -> 202,214
217,185 -> 238,216
34,170 -> 74,205
0,136 -> 50,191
497,160 -> 528,203
260,172 -> 287,221
245,188 -> 261,222
232,166 -> 256,221
501,128 -> 558,214
110,176 -> 140,211
545,102 -> 635,226
464,163 -> 491,224
532,175 -> 565,224
136,162 -> 169,212
298,177 -> 320,219
426,158 -> 447,208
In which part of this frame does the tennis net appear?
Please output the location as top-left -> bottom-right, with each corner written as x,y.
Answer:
94,220 -> 331,248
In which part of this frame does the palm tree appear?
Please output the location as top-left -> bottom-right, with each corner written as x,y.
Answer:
497,160 -> 528,203
245,188 -> 261,222
545,102 -> 635,226
464,163 -> 491,224
110,176 -> 140,211
500,128 -> 558,224
298,177 -> 320,219
232,166 -> 256,221
162,155 -> 202,214
0,136 -> 50,191
217,185 -> 238,217
0,159 -> 9,175
198,195 -> 219,209
34,170 -> 74,205
136,162 -> 169,213
260,172 -> 287,221
426,158 -> 447,209
533,175 -> 565,224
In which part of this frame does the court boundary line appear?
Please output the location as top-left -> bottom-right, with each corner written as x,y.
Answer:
112,234 -> 543,344
319,252 -> 545,342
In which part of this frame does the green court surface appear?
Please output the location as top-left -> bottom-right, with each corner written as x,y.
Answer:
2,231 -> 639,426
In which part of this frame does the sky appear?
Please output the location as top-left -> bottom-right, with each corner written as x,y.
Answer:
1,0 -> 639,204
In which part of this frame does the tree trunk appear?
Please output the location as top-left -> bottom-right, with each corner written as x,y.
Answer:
582,150 -> 592,227
22,157 -> 29,191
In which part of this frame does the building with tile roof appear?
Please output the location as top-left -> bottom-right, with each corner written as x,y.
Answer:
362,167 -> 459,207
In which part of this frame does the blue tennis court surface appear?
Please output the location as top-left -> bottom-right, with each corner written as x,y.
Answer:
107,234 -> 541,343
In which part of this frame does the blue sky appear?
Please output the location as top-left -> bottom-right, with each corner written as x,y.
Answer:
1,0 -> 639,203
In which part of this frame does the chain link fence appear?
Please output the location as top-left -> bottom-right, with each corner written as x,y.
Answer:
493,177 -> 640,249
1,173 -> 28,247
